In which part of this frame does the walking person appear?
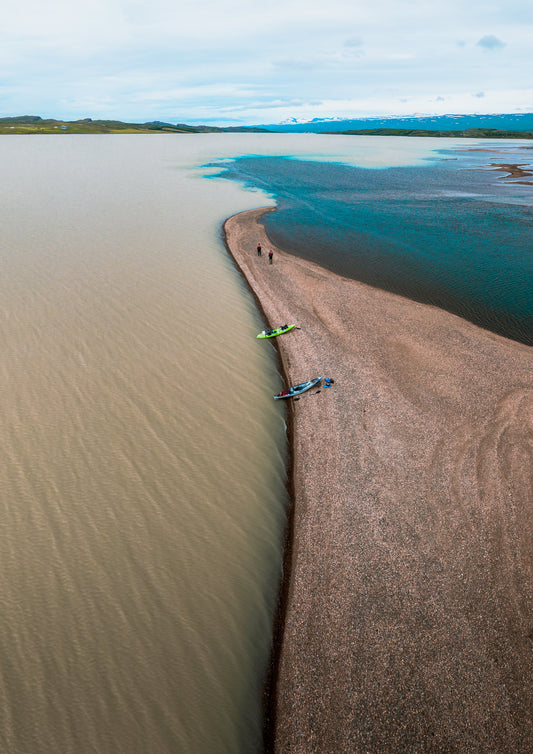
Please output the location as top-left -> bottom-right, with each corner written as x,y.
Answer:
268,250 -> 273,264
256,243 -> 262,256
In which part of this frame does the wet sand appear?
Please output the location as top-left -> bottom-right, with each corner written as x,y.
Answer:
224,208 -> 533,753
489,162 -> 533,178
489,163 -> 533,185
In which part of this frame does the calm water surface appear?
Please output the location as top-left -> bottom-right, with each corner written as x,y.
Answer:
220,143 -> 533,344
0,134 -> 289,754
0,134 -> 527,753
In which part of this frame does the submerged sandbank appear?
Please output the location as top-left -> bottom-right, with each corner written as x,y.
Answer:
224,207 -> 533,753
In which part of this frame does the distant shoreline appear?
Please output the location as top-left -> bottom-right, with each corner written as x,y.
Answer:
326,127 -> 533,139
0,116 -> 268,134
1,116 -> 533,138
224,206 -> 533,753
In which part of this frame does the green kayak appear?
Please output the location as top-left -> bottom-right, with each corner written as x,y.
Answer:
257,324 -> 296,339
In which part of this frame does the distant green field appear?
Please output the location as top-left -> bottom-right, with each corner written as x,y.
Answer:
329,127 -> 533,139
0,116 -> 268,134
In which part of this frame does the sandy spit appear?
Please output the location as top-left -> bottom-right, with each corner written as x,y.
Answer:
223,207 -> 533,753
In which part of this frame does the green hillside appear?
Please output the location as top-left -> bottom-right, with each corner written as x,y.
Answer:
0,116 -> 268,134
330,127 -> 533,139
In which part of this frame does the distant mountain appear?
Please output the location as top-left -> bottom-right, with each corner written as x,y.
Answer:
4,113 -> 532,138
259,113 -> 533,133
0,116 -> 269,134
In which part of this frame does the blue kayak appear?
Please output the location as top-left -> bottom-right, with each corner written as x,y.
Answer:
274,376 -> 322,400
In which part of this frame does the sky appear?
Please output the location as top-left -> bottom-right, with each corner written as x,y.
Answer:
1,0 -> 532,125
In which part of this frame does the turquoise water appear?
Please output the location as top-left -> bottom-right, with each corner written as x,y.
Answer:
217,144 -> 533,344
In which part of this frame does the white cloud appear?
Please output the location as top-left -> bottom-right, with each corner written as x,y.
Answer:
344,37 -> 364,48
476,34 -> 506,51
0,0 -> 531,123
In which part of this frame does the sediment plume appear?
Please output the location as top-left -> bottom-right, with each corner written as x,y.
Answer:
224,207 -> 533,753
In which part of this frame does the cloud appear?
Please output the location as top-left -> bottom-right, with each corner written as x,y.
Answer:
476,35 -> 506,51
272,58 -> 318,71
344,37 -> 363,48
0,0 -> 530,124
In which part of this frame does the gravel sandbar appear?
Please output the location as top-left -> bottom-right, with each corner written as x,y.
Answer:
224,207 -> 533,753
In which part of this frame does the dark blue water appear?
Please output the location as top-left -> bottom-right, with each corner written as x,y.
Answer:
217,147 -> 533,345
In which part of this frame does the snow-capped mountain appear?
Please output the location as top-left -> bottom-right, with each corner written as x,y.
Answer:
262,113 -> 533,133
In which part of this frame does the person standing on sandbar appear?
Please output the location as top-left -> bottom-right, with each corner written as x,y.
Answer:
256,243 -> 262,256
268,250 -> 273,264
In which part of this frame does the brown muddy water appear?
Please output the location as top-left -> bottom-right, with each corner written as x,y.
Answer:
0,134 -> 290,754
0,133 -> 440,753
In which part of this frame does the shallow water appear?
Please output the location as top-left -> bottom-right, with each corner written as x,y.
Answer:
218,144 -> 533,344
0,133 -> 524,753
